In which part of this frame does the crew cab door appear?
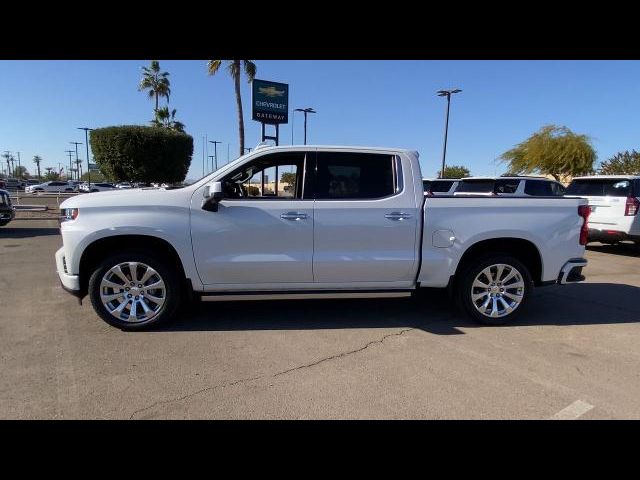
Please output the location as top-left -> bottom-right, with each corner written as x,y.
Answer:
312,151 -> 419,285
190,151 -> 314,286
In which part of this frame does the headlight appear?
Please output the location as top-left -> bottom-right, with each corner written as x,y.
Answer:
59,208 -> 79,222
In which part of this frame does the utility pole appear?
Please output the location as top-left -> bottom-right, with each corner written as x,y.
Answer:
209,140 -> 222,171
16,152 -> 21,178
78,128 -> 92,186
65,150 -> 75,180
70,141 -> 82,180
436,89 -> 462,178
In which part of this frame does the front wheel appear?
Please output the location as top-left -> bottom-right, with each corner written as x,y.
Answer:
457,254 -> 532,325
88,251 -> 182,330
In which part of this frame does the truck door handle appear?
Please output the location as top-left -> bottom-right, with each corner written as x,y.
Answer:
280,212 -> 308,221
385,212 -> 413,221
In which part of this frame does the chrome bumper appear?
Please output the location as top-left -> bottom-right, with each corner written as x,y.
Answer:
558,259 -> 588,285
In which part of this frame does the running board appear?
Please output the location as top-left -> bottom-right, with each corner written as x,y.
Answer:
200,290 -> 413,302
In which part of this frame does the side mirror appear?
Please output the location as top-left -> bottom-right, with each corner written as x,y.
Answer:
202,181 -> 223,212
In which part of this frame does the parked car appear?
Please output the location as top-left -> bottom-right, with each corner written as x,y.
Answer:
56,145 -> 589,330
80,183 -> 118,193
423,178 -> 460,196
116,182 -> 133,189
25,181 -> 78,193
2,178 -> 24,191
454,176 -> 566,197
565,175 -> 640,245
0,189 -> 15,226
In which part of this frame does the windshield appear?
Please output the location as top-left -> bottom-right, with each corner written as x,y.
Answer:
456,180 -> 495,193
566,179 -> 632,197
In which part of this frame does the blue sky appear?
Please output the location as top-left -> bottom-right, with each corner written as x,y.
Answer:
1,60 -> 639,181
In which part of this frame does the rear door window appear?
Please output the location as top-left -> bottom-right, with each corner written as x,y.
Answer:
494,179 -> 520,194
315,152 -> 396,200
456,180 -> 495,193
524,180 -> 554,196
566,179 -> 631,196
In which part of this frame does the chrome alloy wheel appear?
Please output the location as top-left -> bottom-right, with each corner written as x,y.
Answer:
99,261 -> 166,323
470,263 -> 524,318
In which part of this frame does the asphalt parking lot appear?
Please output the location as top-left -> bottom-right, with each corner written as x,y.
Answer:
2,218 -> 640,419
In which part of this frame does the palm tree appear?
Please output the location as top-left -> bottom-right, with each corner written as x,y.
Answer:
33,155 -> 42,179
207,60 -> 257,155
151,106 -> 186,133
138,60 -> 171,113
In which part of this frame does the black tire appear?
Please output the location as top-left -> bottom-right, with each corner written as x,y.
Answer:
88,250 -> 182,330
456,254 -> 533,326
91,189 -> 99,193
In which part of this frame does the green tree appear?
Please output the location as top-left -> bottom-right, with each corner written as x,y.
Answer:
437,165 -> 471,179
33,155 -> 42,179
207,60 -> 257,156
90,126 -> 193,183
151,106 -> 186,133
499,125 -> 596,181
598,150 -> 640,175
138,60 -> 171,113
44,169 -> 60,181
13,165 -> 28,179
80,170 -> 109,182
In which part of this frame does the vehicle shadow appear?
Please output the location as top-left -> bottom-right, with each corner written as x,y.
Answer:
0,227 -> 60,238
587,242 -> 640,258
154,283 -> 640,335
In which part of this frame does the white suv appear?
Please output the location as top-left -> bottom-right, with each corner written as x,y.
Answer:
565,176 -> 640,245
454,176 -> 566,197
25,181 -> 78,193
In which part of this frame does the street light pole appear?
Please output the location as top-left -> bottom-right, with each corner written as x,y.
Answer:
209,141 -> 222,171
78,128 -> 92,186
436,89 -> 462,179
294,108 -> 316,145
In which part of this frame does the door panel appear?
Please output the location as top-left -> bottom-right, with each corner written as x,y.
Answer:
191,200 -> 313,285
190,151 -> 314,286
312,152 -> 419,284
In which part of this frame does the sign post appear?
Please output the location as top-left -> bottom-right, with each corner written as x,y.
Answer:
252,79 -> 289,145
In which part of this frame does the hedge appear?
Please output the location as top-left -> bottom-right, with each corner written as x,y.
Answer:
90,126 -> 193,183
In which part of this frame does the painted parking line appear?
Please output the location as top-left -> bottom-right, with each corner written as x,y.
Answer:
551,400 -> 594,420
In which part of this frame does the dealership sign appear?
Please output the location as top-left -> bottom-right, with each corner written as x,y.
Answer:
252,79 -> 289,124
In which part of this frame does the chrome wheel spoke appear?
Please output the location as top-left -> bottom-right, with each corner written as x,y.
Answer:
481,267 -> 494,283
128,262 -> 139,283
145,280 -> 165,290
112,265 -> 130,284
145,293 -> 163,304
139,266 -> 158,285
501,270 -> 517,283
102,279 -> 125,290
495,265 -> 505,282
473,279 -> 489,289
490,298 -> 499,317
102,292 -> 125,302
139,298 -> 153,316
502,291 -> 523,302
472,292 -> 488,303
128,300 -> 138,321
498,297 -> 513,314
505,280 -> 525,289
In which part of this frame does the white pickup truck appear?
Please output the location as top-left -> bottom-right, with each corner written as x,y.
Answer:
55,145 -> 590,330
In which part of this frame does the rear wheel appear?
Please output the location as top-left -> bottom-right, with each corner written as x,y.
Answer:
457,254 -> 532,325
88,251 -> 182,330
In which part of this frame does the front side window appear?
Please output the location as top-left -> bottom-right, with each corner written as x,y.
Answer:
315,152 -> 396,200
221,152 -> 306,200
